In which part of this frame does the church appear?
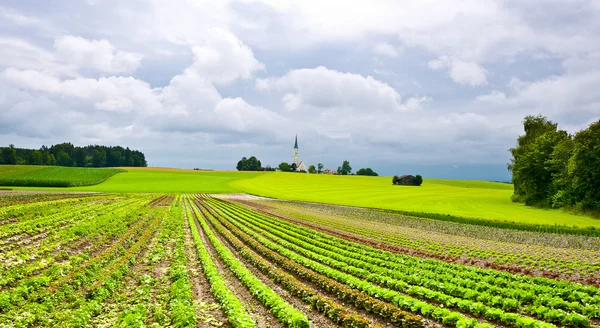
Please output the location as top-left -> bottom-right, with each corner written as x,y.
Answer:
293,135 -> 308,172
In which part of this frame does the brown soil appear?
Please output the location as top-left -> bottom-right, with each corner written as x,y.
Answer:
149,195 -> 175,207
183,211 -> 231,327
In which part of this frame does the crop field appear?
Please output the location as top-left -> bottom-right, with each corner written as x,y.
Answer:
0,165 -> 121,187
72,169 -> 263,193
1,192 -> 599,328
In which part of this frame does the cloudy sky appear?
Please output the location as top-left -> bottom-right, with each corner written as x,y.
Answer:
1,0 -> 599,180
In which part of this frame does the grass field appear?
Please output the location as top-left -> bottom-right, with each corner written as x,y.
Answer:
0,165 -> 121,187
1,166 -> 598,228
233,173 -> 600,228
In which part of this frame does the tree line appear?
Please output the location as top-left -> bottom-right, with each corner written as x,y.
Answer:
238,156 -> 380,176
0,143 -> 147,168
509,115 -> 600,211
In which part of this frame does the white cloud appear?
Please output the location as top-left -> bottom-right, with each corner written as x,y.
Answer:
187,28 -> 264,84
449,61 -> 488,86
373,42 -> 400,58
1,0 -> 600,175
428,56 -> 488,86
54,35 -> 142,74
214,97 -> 287,132
256,66 -> 410,112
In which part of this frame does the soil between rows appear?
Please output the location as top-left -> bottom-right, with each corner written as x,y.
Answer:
201,206 -> 339,328
182,207 -> 232,327
189,203 -> 283,328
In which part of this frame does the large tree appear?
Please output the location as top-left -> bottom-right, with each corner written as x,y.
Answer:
308,165 -> 316,174
570,120 -> 600,210
509,115 -> 569,206
339,160 -> 352,175
236,156 -> 262,171
356,167 -> 378,176
278,162 -> 291,172
317,163 -> 323,174
2,145 -> 17,165
56,150 -> 73,167
92,149 -> 107,167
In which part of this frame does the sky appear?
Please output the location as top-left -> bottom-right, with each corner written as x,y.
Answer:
1,0 -> 599,180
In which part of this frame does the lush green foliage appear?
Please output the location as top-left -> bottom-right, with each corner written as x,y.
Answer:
278,162 -> 291,172
356,167 -> 378,176
236,156 -> 263,171
510,116 -> 600,211
415,175 -> 423,186
337,160 -> 352,175
0,165 -> 121,187
0,142 -> 146,167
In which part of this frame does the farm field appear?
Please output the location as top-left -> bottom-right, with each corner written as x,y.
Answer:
1,192 -> 599,328
0,166 -> 264,193
0,165 -> 121,187
235,197 -> 600,284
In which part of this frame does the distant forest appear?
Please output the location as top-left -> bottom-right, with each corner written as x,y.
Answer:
0,143 -> 147,168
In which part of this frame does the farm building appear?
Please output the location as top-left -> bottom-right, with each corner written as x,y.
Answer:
393,174 -> 416,185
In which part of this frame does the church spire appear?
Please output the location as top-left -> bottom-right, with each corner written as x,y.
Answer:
293,134 -> 299,165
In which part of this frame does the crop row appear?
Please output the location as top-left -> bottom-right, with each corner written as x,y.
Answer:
193,198 -> 384,328
216,199 -> 599,325
206,197 -> 597,328
0,197 -> 153,292
0,197 -> 163,326
198,198 -> 424,327
187,196 -> 310,327
225,199 -> 599,302
203,197 -> 486,328
183,197 -> 255,327
255,200 -> 600,282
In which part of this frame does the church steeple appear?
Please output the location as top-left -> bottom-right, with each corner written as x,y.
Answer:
293,134 -> 299,165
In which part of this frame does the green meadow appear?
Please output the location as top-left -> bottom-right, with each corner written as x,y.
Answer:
1,165 -> 598,228
232,173 -> 600,228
